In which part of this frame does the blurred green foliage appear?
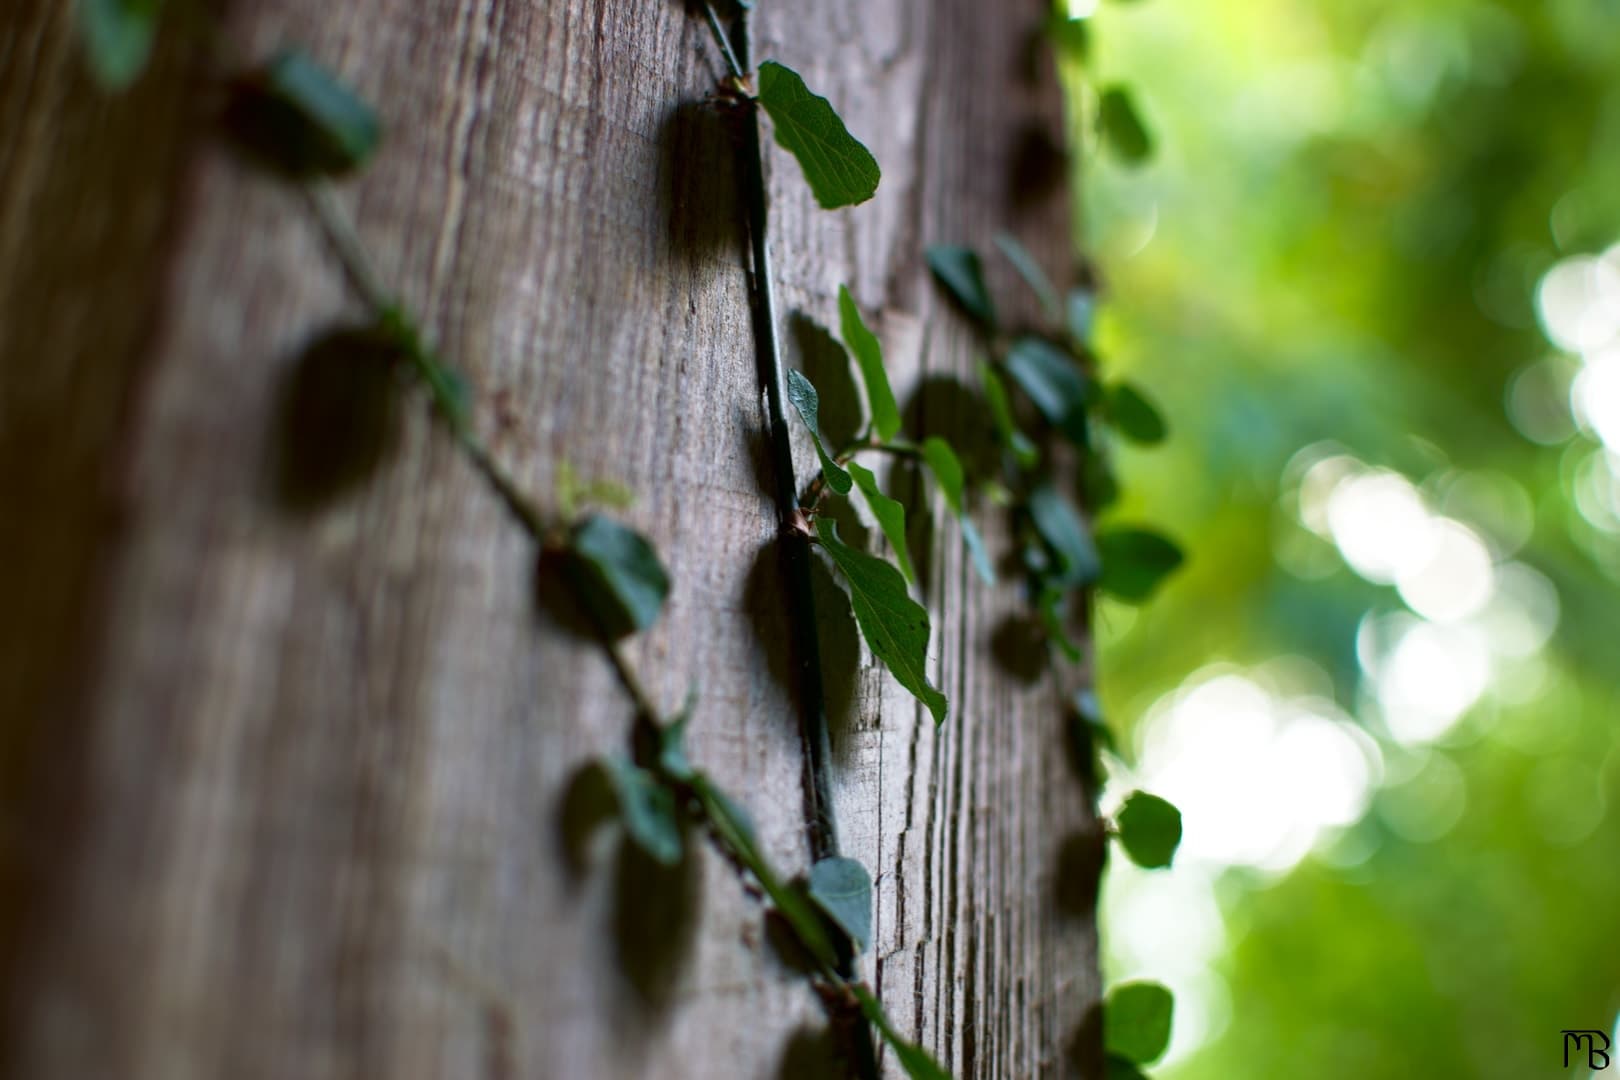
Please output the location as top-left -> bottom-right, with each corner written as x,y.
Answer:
1071,0 -> 1620,1075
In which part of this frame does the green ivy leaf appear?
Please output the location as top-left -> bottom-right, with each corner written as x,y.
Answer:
807,856 -> 873,953
1045,15 -> 1091,64
979,362 -> 1039,469
1105,1054 -> 1151,1080
601,756 -> 682,866
816,519 -> 948,727
1107,382 -> 1168,445
756,61 -> 880,209
848,461 -> 917,586
1067,288 -> 1097,345
224,49 -> 381,178
1098,85 -> 1153,166
1105,981 -> 1175,1065
1038,587 -> 1084,664
79,0 -> 164,90
1028,485 -> 1100,588
1096,527 -> 1184,602
657,691 -> 698,782
852,986 -> 952,1080
838,286 -> 901,442
926,246 -> 997,330
1004,337 -> 1090,447
786,369 -> 853,496
568,515 -> 672,638
994,232 -> 1061,323
1070,688 -> 1115,787
1081,451 -> 1121,511
1115,791 -> 1182,870
921,437 -> 995,585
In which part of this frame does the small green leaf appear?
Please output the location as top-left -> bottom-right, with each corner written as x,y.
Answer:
1038,587 -> 1084,664
1105,1054 -> 1151,1080
756,61 -> 880,209
1004,337 -> 1090,447
838,287 -> 901,442
921,437 -> 995,584
848,461 -> 917,586
1066,288 -> 1097,345
601,756 -> 682,866
979,362 -> 1038,469
786,369 -> 853,496
1070,689 -> 1115,786
1081,451 -> 1120,511
816,519 -> 948,727
1116,791 -> 1182,870
224,49 -> 381,178
926,246 -> 997,330
1098,85 -> 1153,166
1105,981 -> 1175,1065
1045,15 -> 1091,64
807,856 -> 873,953
1028,485 -> 1100,588
994,233 -> 1061,323
1107,382 -> 1168,445
1096,528 -> 1185,602
657,691 -> 698,782
852,986 -> 952,1080
569,515 -> 672,637
79,0 -> 164,90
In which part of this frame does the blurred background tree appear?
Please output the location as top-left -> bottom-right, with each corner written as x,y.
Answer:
1067,0 -> 1620,1075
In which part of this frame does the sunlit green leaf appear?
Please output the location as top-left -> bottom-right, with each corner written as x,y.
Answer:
569,515 -> 671,637
1107,382 -> 1168,445
1116,791 -> 1182,870
225,49 -> 381,178
979,362 -> 1039,468
926,246 -> 997,330
1098,85 -> 1153,166
807,856 -> 873,953
995,232 -> 1061,323
1105,981 -> 1175,1065
79,0 -> 164,90
1004,337 -> 1090,446
601,756 -> 682,866
757,61 -> 880,209
1028,484 -> 1100,588
839,286 -> 901,442
786,369 -> 853,495
1096,527 -> 1184,602
817,519 -> 948,727
848,461 -> 917,586
852,986 -> 952,1080
921,436 -> 995,584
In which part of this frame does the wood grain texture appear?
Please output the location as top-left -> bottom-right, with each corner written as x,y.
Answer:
0,1 -> 1101,1077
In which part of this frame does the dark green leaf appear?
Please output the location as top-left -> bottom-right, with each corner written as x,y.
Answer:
1028,485 -> 1100,588
921,437 -> 995,585
786,369 -> 853,496
757,61 -> 881,209
1081,451 -> 1120,510
848,461 -> 917,586
807,856 -> 873,953
1098,85 -> 1153,166
79,0 -> 164,90
926,246 -> 997,330
1070,689 -> 1115,787
994,233 -> 1061,322
1105,981 -> 1175,1065
979,362 -> 1039,468
1108,382 -> 1168,445
601,756 -> 682,866
569,515 -> 671,637
1105,1054 -> 1151,1080
1045,15 -> 1091,64
839,286 -> 901,442
657,691 -> 698,782
852,986 -> 953,1080
224,50 -> 380,178
1038,587 -> 1084,664
1004,337 -> 1090,446
1116,791 -> 1182,869
816,519 -> 948,727
377,308 -> 470,432
1096,527 -> 1185,602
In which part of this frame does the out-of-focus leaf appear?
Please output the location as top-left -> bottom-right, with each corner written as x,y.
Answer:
79,0 -> 164,90
1038,586 -> 1084,663
926,245 -> 997,330
807,856 -> 873,953
995,232 -> 1062,322
1105,981 -> 1175,1065
601,756 -> 682,866
980,361 -> 1039,468
852,986 -> 953,1080
786,369 -> 853,495
1045,15 -> 1091,64
1004,337 -> 1090,446
757,61 -> 880,209
1096,527 -> 1184,602
848,461 -> 917,586
224,49 -> 381,178
1098,85 -> 1153,166
1115,791 -> 1182,869
569,515 -> 671,637
839,286 -> 901,442
1067,288 -> 1097,345
1107,381 -> 1168,445
922,436 -> 995,584
1105,1055 -> 1150,1080
817,519 -> 948,726
657,691 -> 698,782
1028,484 -> 1101,588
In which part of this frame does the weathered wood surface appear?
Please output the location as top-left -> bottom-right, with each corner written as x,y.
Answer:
0,0 -> 1099,1077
